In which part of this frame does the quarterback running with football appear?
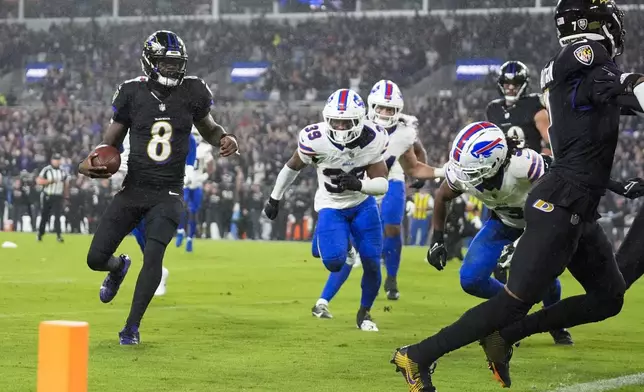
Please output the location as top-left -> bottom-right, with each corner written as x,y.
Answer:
78,30 -> 238,344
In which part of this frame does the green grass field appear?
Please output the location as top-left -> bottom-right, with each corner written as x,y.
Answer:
1,232 -> 643,392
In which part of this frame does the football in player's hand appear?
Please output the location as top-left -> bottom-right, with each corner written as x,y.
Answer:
91,145 -> 121,174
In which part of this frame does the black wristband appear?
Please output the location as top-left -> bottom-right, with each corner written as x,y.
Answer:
431,230 -> 444,244
607,178 -> 626,195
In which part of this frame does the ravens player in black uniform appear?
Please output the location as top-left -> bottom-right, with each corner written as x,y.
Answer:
391,1 -> 644,390
78,30 -> 239,345
487,61 -> 551,154
487,61 -> 554,288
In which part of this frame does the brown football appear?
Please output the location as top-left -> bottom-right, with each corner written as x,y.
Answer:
91,145 -> 121,174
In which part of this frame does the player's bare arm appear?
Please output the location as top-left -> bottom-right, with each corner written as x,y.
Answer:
193,114 -> 238,157
78,120 -> 128,179
426,180 -> 460,271
413,140 -> 427,164
533,109 -> 551,154
399,146 -> 445,180
264,149 -> 307,220
431,180 -> 460,232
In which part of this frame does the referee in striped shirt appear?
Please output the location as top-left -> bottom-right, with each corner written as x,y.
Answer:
36,153 -> 68,242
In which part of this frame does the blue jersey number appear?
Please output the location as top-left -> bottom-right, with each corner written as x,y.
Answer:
306,125 -> 323,141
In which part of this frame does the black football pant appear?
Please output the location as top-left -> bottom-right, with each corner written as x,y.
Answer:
86,186 -> 183,328
615,205 -> 644,289
39,194 -> 63,237
406,191 -> 625,365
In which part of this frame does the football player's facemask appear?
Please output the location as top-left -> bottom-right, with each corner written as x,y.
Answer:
497,61 -> 529,104
448,122 -> 508,187
141,30 -> 188,87
322,89 -> 366,145
367,79 -> 404,128
555,0 -> 625,58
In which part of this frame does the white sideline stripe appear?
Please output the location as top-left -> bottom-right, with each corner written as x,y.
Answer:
549,373 -> 644,392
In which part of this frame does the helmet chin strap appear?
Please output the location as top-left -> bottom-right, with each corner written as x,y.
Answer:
601,25 -> 618,58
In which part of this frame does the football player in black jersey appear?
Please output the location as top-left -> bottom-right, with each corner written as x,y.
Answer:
487,61 -> 551,154
487,61 -> 554,288
78,30 -> 239,345
391,1 -> 644,390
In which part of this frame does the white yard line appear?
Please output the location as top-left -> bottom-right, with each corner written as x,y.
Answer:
550,373 -> 644,392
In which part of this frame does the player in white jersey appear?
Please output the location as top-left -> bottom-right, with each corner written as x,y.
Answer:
264,88 -> 391,331
176,127 -> 213,252
369,80 -> 429,300
426,121 -> 572,345
307,81 -> 445,321
117,134 -> 169,296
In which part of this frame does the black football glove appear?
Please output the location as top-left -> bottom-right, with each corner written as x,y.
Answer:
336,172 -> 362,192
410,179 -> 426,189
594,70 -> 644,103
263,197 -> 280,220
619,178 -> 644,199
427,230 -> 447,271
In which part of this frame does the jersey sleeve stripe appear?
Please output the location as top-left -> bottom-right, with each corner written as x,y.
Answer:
381,141 -> 390,154
298,142 -> 317,156
527,152 -> 538,179
298,142 -> 315,153
530,156 -> 544,181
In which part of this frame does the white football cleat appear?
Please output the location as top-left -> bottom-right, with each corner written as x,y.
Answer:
359,319 -> 379,332
154,267 -> 169,297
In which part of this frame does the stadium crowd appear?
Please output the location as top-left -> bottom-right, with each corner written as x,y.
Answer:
0,10 -> 643,245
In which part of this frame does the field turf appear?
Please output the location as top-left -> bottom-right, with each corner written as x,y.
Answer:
1,232 -> 643,391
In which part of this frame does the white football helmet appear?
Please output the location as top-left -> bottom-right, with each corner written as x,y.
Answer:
367,79 -> 404,128
322,89 -> 366,145
449,121 -> 508,187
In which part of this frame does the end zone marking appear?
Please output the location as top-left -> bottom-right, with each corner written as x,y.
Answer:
550,373 -> 644,392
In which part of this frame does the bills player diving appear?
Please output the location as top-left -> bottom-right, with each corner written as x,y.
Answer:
425,122 -> 573,345
176,127 -> 213,252
264,89 -> 390,331
307,80 -> 444,321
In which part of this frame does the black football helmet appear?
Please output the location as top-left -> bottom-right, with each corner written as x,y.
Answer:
140,30 -> 188,87
497,61 -> 530,104
555,0 -> 625,58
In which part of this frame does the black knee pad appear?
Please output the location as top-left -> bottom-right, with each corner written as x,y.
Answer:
142,238 -> 166,267
87,247 -> 110,271
589,291 -> 624,321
